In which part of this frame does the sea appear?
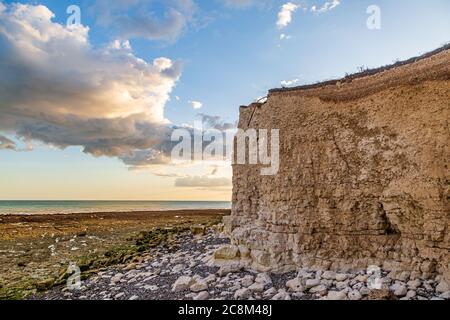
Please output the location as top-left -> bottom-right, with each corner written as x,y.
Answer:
0,201 -> 231,215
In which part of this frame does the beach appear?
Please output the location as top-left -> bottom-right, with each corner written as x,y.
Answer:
27,225 -> 449,301
0,209 -> 229,299
1,209 -> 448,301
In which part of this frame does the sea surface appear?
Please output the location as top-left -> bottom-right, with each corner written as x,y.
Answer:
0,201 -> 231,215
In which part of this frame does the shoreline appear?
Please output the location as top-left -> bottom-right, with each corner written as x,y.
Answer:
0,209 -> 231,222
32,227 -> 450,301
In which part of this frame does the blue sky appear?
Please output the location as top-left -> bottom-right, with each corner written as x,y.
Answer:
0,0 -> 449,200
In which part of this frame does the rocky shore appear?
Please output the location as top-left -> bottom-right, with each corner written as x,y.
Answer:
0,210 -> 228,299
32,227 -> 450,301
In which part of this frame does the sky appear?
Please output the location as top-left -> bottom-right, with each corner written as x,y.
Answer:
0,0 -> 449,201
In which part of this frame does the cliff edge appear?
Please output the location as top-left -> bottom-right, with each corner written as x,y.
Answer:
228,46 -> 450,281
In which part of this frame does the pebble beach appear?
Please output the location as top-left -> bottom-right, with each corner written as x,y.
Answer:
30,227 -> 450,301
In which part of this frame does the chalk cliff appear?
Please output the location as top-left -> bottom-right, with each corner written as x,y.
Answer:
228,46 -> 450,280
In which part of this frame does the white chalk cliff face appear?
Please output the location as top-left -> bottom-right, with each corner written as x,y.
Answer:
227,48 -> 450,280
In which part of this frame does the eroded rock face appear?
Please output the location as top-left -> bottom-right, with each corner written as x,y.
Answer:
229,48 -> 450,279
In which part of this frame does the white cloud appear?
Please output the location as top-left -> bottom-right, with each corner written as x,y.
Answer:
109,39 -> 131,50
311,0 -> 341,14
119,113 -> 236,170
197,113 -> 236,131
277,2 -> 299,29
280,33 -> 292,40
254,96 -> 268,103
0,3 -> 182,162
175,175 -> 231,188
281,78 -> 300,86
189,100 -> 203,109
91,0 -> 197,42
0,135 -> 16,150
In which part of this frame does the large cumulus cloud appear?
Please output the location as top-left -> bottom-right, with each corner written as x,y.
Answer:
0,3 -> 182,160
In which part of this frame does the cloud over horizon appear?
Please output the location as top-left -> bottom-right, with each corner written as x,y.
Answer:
175,175 -> 231,188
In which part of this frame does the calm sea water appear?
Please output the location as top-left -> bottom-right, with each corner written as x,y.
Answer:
0,201 -> 231,215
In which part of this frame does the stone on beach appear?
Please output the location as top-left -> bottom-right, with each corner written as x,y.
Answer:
248,282 -> 265,293
348,290 -> 362,300
144,285 -> 158,291
407,279 -> 421,290
436,280 -> 449,293
190,280 -> 208,292
234,288 -> 251,300
321,271 -> 336,280
335,274 -> 348,282
172,276 -> 195,292
214,245 -> 239,260
271,289 -> 290,301
309,285 -> 327,295
391,282 -> 408,297
114,292 -> 125,299
240,275 -> 254,287
305,278 -> 320,289
286,278 -> 305,292
110,273 -> 123,284
194,291 -> 210,300
171,264 -> 184,274
203,274 -> 216,283
263,287 -> 277,298
255,273 -> 272,285
326,291 -> 347,300
217,264 -> 242,276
